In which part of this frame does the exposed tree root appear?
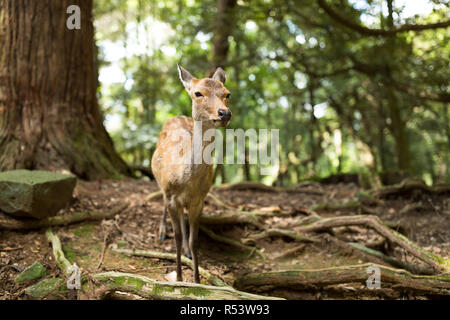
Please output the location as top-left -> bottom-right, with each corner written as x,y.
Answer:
214,181 -> 280,193
0,203 -> 129,230
200,211 -> 265,229
199,225 -> 261,257
348,242 -> 418,272
296,215 -> 450,273
145,190 -> 163,202
45,228 -> 72,274
371,180 -> 450,198
37,229 -> 282,300
112,247 -> 227,287
234,263 -> 450,297
92,272 -> 283,300
274,245 -> 306,260
246,228 -> 319,244
213,181 -> 324,195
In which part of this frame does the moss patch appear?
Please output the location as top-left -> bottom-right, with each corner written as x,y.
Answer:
180,287 -> 211,298
14,261 -> 46,283
73,224 -> 96,237
25,278 -> 65,298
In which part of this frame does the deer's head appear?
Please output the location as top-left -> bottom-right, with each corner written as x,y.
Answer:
177,64 -> 232,128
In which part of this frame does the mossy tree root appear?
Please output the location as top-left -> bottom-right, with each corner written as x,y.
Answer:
46,228 -> 72,274
42,229 -> 280,300
234,263 -> 450,297
92,272 -> 283,300
0,203 -> 129,230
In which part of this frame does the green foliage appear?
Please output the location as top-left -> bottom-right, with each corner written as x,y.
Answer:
94,0 -> 450,185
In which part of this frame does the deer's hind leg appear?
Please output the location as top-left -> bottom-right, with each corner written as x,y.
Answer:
180,212 -> 191,259
158,203 -> 168,241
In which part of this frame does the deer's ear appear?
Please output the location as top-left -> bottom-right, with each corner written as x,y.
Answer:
212,67 -> 226,84
177,64 -> 194,90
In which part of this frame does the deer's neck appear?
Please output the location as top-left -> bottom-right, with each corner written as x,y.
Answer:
189,119 -> 215,166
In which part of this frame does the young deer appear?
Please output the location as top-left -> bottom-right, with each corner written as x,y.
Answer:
151,64 -> 232,283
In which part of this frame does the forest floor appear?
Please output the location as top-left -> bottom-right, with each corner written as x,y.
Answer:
1,178 -> 450,300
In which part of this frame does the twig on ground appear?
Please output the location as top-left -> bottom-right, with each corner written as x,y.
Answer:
112,247 -> 227,287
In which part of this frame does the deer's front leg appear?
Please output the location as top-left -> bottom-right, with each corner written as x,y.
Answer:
168,201 -> 183,282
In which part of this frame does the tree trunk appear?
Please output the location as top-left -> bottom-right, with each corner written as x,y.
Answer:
0,0 -> 130,180
384,0 -> 410,172
210,0 -> 237,184
210,0 -> 237,72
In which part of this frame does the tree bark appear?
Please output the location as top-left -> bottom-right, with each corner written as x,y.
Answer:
210,0 -> 237,71
0,0 -> 130,180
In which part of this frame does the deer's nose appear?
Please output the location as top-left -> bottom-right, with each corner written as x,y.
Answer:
218,109 -> 232,121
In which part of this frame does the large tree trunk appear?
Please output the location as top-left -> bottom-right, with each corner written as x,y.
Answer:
0,0 -> 130,180
384,0 -> 410,172
210,0 -> 237,184
211,0 -> 237,71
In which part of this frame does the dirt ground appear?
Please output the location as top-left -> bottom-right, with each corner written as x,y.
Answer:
1,178 -> 449,300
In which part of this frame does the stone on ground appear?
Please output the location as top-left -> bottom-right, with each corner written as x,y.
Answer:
0,170 -> 77,219
14,261 -> 47,283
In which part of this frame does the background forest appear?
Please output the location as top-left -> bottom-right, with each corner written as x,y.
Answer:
94,0 -> 449,187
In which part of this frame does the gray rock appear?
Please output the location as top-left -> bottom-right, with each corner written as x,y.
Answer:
0,170 -> 77,219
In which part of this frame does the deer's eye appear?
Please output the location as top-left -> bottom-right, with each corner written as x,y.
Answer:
195,92 -> 203,97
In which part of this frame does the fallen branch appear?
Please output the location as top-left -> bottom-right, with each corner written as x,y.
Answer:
234,263 -> 450,297
0,203 -> 129,230
297,215 -> 450,273
112,247 -> 227,287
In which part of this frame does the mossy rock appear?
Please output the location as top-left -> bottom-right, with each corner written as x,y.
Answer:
14,261 -> 47,283
0,170 -> 77,219
25,278 -> 65,298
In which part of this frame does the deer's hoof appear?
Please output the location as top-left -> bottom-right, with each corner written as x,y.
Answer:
158,234 -> 166,241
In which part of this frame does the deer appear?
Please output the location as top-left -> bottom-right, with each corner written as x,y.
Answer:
151,64 -> 232,283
